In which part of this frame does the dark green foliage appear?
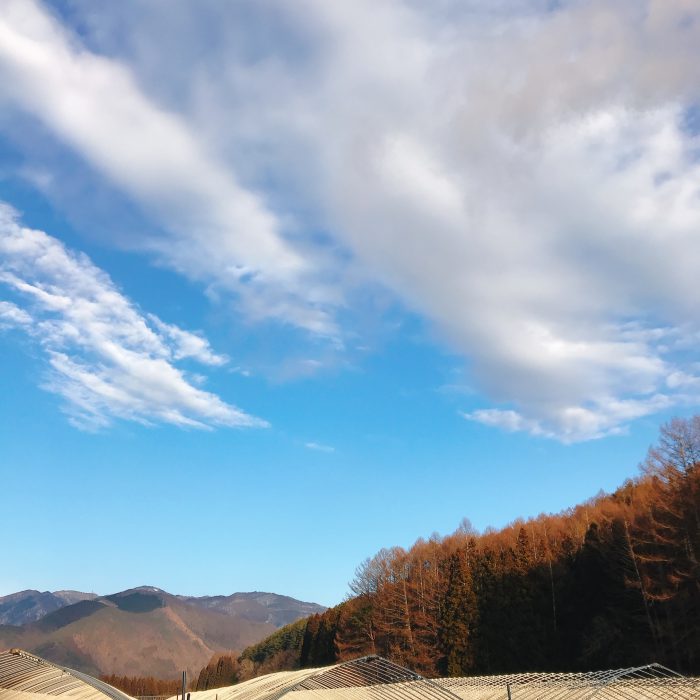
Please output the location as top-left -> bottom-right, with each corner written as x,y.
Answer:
299,611 -> 340,667
239,617 -> 308,666
438,551 -> 477,675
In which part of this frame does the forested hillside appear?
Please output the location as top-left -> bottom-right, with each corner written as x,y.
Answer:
232,417 -> 700,679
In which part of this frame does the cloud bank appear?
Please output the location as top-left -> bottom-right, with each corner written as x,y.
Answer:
2,0 -> 700,440
0,0 -> 337,337
0,204 -> 266,430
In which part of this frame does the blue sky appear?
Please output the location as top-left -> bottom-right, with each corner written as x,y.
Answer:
1,0 -> 700,607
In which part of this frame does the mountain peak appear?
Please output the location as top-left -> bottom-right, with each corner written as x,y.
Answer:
0,590 -> 96,626
0,587 -> 326,678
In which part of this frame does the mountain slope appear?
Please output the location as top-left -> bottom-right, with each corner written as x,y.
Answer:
179,592 -> 325,628
0,590 -> 97,626
0,587 -> 324,678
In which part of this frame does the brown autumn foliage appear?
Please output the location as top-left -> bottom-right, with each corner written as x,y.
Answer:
99,675 -> 182,697
238,416 -> 700,678
195,654 -> 242,690
105,417 -> 700,693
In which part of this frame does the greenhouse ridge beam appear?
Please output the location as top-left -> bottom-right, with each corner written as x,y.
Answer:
287,656 -> 462,700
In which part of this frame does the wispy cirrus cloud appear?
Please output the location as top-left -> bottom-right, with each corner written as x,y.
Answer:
305,441 -> 335,453
0,0 -> 338,338
0,204 -> 266,430
147,316 -> 228,367
0,299 -> 31,327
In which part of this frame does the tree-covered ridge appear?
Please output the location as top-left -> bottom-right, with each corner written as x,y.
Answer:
240,618 -> 309,671
192,619 -> 327,689
238,417 -> 700,678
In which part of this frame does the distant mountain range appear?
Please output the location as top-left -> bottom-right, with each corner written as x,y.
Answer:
0,587 -> 325,678
0,590 -> 98,626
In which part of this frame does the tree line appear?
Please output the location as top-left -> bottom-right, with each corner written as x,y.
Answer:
236,416 -> 700,678
99,675 -> 182,697
104,416 -> 700,693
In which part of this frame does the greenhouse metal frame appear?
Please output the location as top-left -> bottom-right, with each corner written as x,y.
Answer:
183,655 -> 700,700
0,649 -> 132,700
2,649 -> 699,700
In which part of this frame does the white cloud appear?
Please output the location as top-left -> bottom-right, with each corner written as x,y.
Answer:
148,316 -> 228,367
305,442 -> 336,453
462,410 -> 544,437
462,393 -> 675,443
0,203 -> 266,430
0,299 -> 32,327
3,0 -> 700,440
0,0 -> 337,338
296,0 -> 700,440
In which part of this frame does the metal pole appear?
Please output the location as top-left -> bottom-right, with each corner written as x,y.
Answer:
506,683 -> 512,700
182,671 -> 186,700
